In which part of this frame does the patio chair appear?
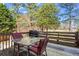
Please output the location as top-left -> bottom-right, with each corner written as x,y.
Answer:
12,33 -> 24,55
28,38 -> 48,56
12,33 -> 23,46
12,33 -> 23,40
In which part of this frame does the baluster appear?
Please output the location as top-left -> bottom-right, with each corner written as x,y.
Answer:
2,34 -> 4,50
9,34 -> 10,48
0,34 -> 1,50
1,34 -> 2,50
10,35 -> 12,47
6,34 -> 7,49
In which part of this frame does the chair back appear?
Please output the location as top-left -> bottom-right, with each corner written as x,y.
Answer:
38,38 -> 48,54
12,33 -> 23,40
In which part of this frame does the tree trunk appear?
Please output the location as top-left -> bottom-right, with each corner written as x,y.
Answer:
69,20 -> 71,32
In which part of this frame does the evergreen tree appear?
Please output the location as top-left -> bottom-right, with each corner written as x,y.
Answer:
0,4 -> 16,33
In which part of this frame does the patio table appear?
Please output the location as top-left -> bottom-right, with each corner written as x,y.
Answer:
12,36 -> 41,56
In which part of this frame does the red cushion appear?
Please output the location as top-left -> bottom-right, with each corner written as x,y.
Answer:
28,46 -> 38,53
31,44 -> 38,47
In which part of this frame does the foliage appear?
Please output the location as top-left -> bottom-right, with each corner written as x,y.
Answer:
26,3 -> 38,21
0,4 -> 16,33
12,3 -> 60,31
34,4 -> 60,30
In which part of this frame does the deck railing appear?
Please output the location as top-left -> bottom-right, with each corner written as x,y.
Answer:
0,31 -> 79,50
0,33 -> 11,50
39,31 -> 79,47
0,32 -> 28,50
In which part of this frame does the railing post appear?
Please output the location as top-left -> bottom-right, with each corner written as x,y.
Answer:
75,32 -> 79,46
57,32 -> 59,43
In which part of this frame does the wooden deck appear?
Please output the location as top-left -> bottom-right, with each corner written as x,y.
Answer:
0,43 -> 79,56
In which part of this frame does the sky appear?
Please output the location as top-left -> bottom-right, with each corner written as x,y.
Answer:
5,3 -> 43,14
5,3 -> 79,21
5,3 -> 28,13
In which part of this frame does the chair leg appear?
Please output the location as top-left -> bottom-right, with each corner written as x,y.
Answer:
45,49 -> 47,56
17,44 -> 20,56
37,53 -> 40,56
28,46 -> 30,56
14,43 -> 16,55
28,50 -> 30,56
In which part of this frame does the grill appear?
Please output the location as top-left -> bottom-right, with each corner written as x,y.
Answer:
29,30 -> 39,37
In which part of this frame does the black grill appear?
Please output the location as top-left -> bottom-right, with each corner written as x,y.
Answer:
29,30 -> 39,37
